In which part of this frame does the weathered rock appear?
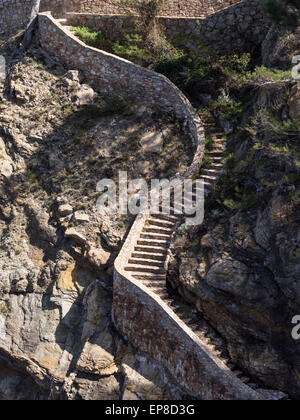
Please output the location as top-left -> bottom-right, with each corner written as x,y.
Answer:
58,204 -> 73,217
12,82 -> 28,103
65,228 -> 87,245
0,34 -> 192,401
65,69 -> 84,84
74,211 -> 90,223
86,245 -> 111,268
72,85 -> 95,105
140,128 -> 170,153
77,330 -> 118,375
0,137 -> 13,178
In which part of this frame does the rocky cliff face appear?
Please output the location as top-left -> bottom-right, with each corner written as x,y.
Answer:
0,32 -> 190,400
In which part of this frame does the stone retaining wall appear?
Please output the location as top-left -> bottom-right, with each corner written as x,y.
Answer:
65,0 -> 242,18
66,0 -> 270,52
0,0 -> 65,33
1,1 -> 269,52
0,0 -> 243,32
0,0 -> 33,32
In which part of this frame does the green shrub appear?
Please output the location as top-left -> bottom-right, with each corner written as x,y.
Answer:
71,26 -> 113,51
247,66 -> 292,82
211,97 -> 243,120
262,0 -> 300,27
265,115 -> 300,138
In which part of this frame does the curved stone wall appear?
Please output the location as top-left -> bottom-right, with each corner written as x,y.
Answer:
38,12 -> 204,148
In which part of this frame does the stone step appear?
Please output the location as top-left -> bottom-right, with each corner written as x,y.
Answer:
240,376 -> 251,384
134,245 -> 168,254
212,135 -> 226,140
201,174 -> 218,182
189,323 -> 201,331
210,145 -> 225,152
207,163 -> 223,169
201,168 -> 222,176
186,319 -> 199,327
132,273 -> 166,281
128,258 -> 165,268
131,252 -> 166,262
194,330 -> 206,339
205,156 -> 225,164
140,232 -> 171,241
150,213 -> 179,222
154,290 -> 170,300
143,226 -> 174,235
137,238 -> 170,247
162,298 -> 174,306
206,151 -> 226,158
142,280 -> 165,289
190,184 -> 212,198
125,265 -> 166,274
181,317 -> 192,324
212,348 -> 223,357
148,218 -> 176,228
57,18 -> 68,25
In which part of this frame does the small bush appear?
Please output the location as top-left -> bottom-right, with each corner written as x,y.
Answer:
71,26 -> 113,51
262,0 -> 300,27
211,97 -> 243,120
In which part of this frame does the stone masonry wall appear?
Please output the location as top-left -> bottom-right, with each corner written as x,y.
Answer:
0,0 -> 268,51
0,0 -> 65,33
164,0 -> 269,51
0,0 -> 33,33
41,0 -> 66,17
0,0 -> 242,30
65,0 -> 242,18
66,0 -> 270,52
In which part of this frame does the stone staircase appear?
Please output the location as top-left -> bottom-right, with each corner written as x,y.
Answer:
119,123 -> 287,400
162,287 -> 262,391
124,129 -> 226,288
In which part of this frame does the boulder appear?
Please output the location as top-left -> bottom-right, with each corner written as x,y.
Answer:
74,211 -> 90,223
86,245 -> 111,268
58,204 -> 73,217
140,128 -> 170,153
65,228 -> 87,245
65,70 -> 84,84
72,85 -> 95,105
0,137 -> 13,178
